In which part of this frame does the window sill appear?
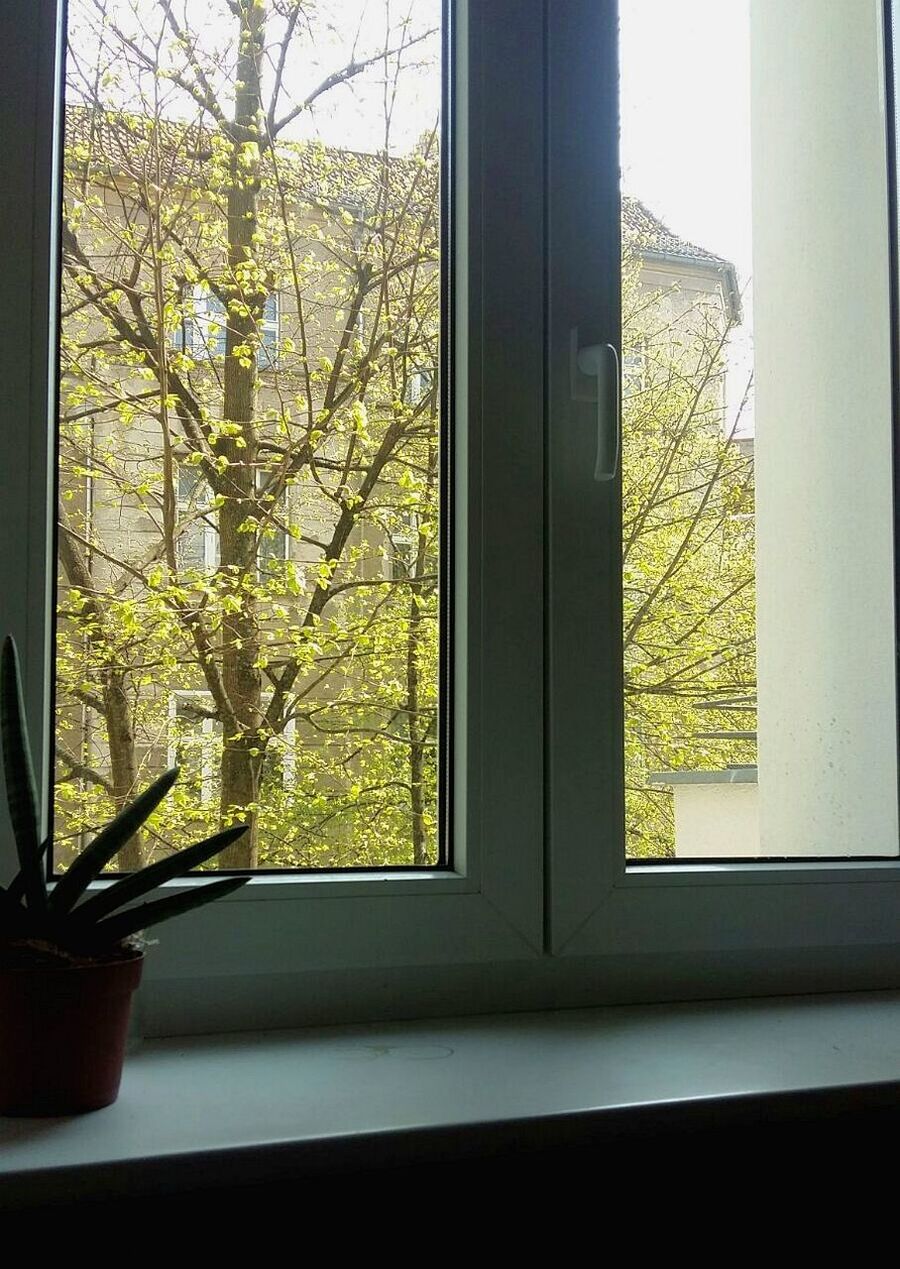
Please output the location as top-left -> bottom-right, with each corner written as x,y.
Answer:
4,989 -> 900,1207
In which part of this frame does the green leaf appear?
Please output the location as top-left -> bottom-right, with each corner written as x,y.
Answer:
1,637 -> 44,911
49,767 -> 180,915
91,875 -> 248,944
7,835 -> 50,904
71,824 -> 248,925
0,882 -> 26,933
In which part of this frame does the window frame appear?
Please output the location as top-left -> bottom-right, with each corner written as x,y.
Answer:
5,0 -> 900,1040
1,0 -> 548,1035
544,0 -> 900,985
169,691 -> 222,807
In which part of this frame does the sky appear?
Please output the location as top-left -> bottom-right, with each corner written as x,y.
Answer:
282,0 -> 442,153
619,0 -> 755,431
620,0 -> 753,284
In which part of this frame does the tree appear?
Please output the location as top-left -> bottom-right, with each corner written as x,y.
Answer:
55,0 -> 755,871
57,0 -> 440,868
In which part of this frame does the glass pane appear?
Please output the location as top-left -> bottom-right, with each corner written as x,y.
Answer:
56,0 -> 444,871
620,0 -> 897,859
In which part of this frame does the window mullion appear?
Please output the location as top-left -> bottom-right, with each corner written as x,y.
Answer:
0,0 -> 61,874
546,0 -> 625,948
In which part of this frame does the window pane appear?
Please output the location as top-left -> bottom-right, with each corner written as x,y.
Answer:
620,0 -> 897,859
56,0 -> 444,871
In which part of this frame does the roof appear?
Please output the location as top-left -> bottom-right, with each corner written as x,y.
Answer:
623,196 -> 742,323
63,105 -> 430,217
64,108 -> 740,320
623,197 -> 727,266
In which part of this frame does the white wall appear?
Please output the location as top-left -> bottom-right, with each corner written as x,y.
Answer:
672,782 -> 759,859
751,0 -> 898,856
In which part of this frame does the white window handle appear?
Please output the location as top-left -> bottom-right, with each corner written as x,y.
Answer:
570,332 -> 621,482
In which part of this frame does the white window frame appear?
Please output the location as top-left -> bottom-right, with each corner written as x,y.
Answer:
5,0 -> 900,1038
407,366 -> 435,406
175,467 -> 290,575
384,509 -> 418,581
2,0 -> 546,1036
168,692 -> 221,807
254,469 -> 289,576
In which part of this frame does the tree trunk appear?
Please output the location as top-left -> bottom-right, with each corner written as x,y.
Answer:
215,0 -> 267,869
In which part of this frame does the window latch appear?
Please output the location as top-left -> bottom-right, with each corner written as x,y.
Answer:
569,331 -> 621,482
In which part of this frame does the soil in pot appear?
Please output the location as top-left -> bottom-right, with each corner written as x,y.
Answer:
0,946 -> 144,1115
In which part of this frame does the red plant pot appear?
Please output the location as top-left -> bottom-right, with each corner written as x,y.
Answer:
0,952 -> 143,1116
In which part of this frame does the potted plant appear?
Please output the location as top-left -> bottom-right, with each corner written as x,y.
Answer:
0,636 -> 249,1115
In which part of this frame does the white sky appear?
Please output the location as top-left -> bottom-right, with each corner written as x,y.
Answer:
620,0 -> 754,433
620,0 -> 753,284
285,0 -> 442,153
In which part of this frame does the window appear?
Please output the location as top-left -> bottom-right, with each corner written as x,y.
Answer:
254,470 -> 288,576
616,0 -> 894,862
179,287 -> 279,367
55,0 -> 443,872
176,466 -> 288,576
621,343 -> 647,395
407,367 -> 435,406
176,467 -> 218,572
385,511 -> 419,582
169,693 -> 221,808
169,690 -> 295,809
5,0 -> 900,1039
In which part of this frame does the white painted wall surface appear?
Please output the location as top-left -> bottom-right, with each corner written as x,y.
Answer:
751,0 -> 898,856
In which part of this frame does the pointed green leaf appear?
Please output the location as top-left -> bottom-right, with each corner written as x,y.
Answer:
49,768 -> 180,915
1,637 -> 44,911
0,882 -> 27,933
71,824 -> 248,925
7,835 -> 49,904
91,875 -> 248,944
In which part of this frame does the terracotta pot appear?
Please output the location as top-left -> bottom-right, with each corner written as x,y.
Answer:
0,952 -> 143,1116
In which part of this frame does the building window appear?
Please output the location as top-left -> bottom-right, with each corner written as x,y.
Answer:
255,470 -> 289,576
385,513 -> 418,581
176,466 -> 219,572
406,367 -> 435,406
178,287 -> 279,366
622,348 -> 645,394
169,693 -> 221,806
169,691 -> 295,806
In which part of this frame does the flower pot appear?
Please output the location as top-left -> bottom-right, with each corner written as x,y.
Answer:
0,951 -> 143,1115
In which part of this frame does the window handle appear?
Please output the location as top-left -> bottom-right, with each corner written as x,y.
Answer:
570,332 -> 621,482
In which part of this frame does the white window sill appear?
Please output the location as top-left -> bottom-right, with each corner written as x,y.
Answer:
3,990 -> 900,1206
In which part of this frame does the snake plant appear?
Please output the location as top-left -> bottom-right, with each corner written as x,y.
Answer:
0,635 -> 249,958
